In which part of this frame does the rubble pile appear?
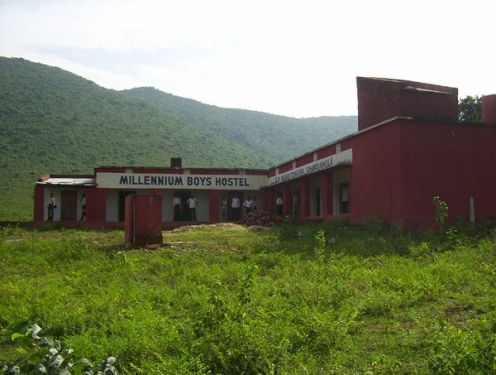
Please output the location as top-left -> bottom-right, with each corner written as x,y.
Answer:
239,210 -> 284,226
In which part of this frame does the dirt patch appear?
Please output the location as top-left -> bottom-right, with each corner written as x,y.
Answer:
170,222 -> 245,232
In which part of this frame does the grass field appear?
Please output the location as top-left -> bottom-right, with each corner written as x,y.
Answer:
1,220 -> 495,374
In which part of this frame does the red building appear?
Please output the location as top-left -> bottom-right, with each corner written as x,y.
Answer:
34,77 -> 496,229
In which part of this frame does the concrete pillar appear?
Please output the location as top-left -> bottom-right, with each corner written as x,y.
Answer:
481,94 -> 496,124
125,194 -> 163,248
299,178 -> 310,220
209,190 -> 220,222
262,189 -> 273,213
283,185 -> 292,216
124,194 -> 134,246
321,171 -> 330,217
86,187 -> 106,222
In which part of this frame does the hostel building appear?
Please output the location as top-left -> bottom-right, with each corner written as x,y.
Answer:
33,77 -> 496,229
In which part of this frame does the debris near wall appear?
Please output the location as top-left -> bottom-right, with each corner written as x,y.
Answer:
171,223 -> 245,232
240,210 -> 284,227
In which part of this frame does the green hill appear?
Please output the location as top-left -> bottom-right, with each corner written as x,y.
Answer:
0,57 -> 270,220
0,57 -> 357,221
122,87 -> 357,163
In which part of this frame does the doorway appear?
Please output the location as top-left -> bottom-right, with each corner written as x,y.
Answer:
61,190 -> 78,221
227,192 -> 243,221
176,191 -> 192,221
339,183 -> 350,214
315,187 -> 321,217
118,191 -> 135,221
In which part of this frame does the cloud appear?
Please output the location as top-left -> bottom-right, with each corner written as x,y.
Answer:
1,0 -> 495,116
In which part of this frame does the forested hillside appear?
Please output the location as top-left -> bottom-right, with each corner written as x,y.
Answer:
0,57 -> 357,220
122,87 -> 357,163
0,57 -> 269,219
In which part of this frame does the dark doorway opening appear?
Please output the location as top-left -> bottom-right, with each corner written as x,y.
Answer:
61,190 -> 78,221
315,187 -> 321,217
119,191 -> 135,221
176,191 -> 192,221
227,192 -> 243,221
339,183 -> 350,214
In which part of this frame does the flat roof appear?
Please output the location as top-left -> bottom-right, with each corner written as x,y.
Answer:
37,177 -> 96,186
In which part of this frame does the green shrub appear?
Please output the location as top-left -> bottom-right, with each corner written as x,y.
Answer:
362,216 -> 385,233
313,229 -> 327,257
428,321 -> 496,373
1,323 -> 119,375
433,196 -> 449,226
277,217 -> 298,241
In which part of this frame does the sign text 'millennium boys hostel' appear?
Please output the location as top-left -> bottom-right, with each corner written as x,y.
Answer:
95,149 -> 352,190
96,173 -> 268,190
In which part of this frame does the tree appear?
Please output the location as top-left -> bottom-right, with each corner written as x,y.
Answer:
458,95 -> 481,122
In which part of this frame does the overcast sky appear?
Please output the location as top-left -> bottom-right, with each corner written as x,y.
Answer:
1,0 -> 495,117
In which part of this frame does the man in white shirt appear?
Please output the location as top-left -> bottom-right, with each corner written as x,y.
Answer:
47,193 -> 56,221
243,197 -> 252,215
231,196 -> 241,220
186,196 -> 197,221
250,197 -> 257,211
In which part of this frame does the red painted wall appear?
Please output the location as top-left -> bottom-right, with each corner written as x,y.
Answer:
357,77 -> 458,131
86,187 -> 106,222
262,189 -> 273,213
279,161 -> 293,173
348,121 -> 403,223
296,154 -> 314,167
317,145 -> 335,159
132,194 -> 163,247
209,190 -> 220,222
481,94 -> 496,124
321,171 -> 331,216
398,120 -> 496,227
299,178 -> 309,219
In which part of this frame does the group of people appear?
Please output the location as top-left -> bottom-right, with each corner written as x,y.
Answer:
173,194 -> 258,222
46,193 -> 86,221
172,194 -> 197,221
242,196 -> 257,214
220,195 -> 258,221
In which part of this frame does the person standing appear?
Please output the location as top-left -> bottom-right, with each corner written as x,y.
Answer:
221,196 -> 227,221
276,194 -> 283,216
341,184 -> 350,214
172,194 -> 182,221
243,196 -> 252,215
47,193 -> 56,221
251,197 -> 257,211
80,193 -> 87,221
187,195 -> 197,221
231,195 -> 241,220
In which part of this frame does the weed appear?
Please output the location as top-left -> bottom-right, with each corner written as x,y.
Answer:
428,320 -> 496,373
433,196 -> 449,226
313,229 -> 327,257
1,323 -> 119,375
277,217 -> 298,240
1,224 -> 495,373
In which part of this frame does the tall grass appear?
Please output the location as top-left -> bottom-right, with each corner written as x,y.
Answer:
1,221 -> 495,373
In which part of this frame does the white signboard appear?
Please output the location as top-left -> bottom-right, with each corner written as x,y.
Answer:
96,172 -> 268,190
268,148 -> 352,185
